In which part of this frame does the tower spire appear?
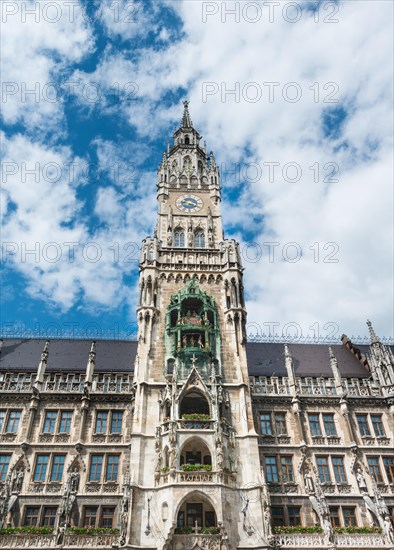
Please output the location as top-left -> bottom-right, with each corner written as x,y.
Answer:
367,319 -> 379,344
181,100 -> 193,128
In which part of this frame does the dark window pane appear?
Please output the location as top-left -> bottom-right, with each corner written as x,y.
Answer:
24,507 -> 39,526
332,456 -> 347,483
357,415 -> 371,437
6,411 -> 21,433
260,414 -> 272,435
59,411 -> 72,433
371,415 -> 385,437
42,507 -> 57,527
43,411 -> 57,433
0,455 -> 11,482
51,455 -> 65,482
110,412 -> 123,434
309,414 -> 322,436
316,456 -> 331,483
89,455 -> 103,482
106,455 -> 119,481
265,456 -> 278,483
323,414 -> 337,437
84,507 -> 98,527
34,455 -> 49,482
95,412 -> 108,434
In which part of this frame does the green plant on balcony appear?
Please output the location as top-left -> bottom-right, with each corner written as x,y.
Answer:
181,463 -> 212,472
0,527 -> 54,535
182,414 -> 211,421
161,466 -> 170,472
334,526 -> 382,534
175,527 -> 193,534
200,527 -> 220,534
67,527 -> 120,535
273,526 -> 323,534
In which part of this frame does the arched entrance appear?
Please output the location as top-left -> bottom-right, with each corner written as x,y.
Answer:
176,492 -> 217,530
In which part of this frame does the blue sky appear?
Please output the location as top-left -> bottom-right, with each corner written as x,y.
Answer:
1,0 -> 393,341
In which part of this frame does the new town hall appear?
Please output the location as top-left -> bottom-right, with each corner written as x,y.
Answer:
0,103 -> 393,550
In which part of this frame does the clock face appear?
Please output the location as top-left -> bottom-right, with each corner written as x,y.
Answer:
176,194 -> 203,213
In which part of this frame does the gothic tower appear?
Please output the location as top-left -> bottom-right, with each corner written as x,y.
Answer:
129,102 -> 270,549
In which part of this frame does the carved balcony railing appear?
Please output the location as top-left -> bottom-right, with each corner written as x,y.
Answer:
42,373 -> 84,393
250,377 -> 291,396
273,532 -> 388,548
250,376 -> 383,398
85,481 -> 120,494
0,533 -> 119,549
259,434 -> 292,445
158,470 -> 236,486
341,378 -> 382,397
360,435 -> 391,446
177,419 -> 215,430
29,481 -> 63,494
310,435 -> 342,446
267,482 -> 299,494
172,533 -> 222,550
0,373 -> 34,391
91,374 -> 134,393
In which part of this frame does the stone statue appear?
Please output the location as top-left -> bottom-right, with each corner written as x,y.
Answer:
169,447 -> 176,470
69,468 -> 80,493
241,494 -> 249,517
217,446 -> 224,471
55,523 -> 67,546
323,517 -> 334,544
304,470 -> 315,494
11,468 -> 24,493
383,515 -> 394,543
263,501 -> 272,537
356,468 -> 368,492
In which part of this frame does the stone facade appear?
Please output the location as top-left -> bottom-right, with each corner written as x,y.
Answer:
0,103 -> 393,550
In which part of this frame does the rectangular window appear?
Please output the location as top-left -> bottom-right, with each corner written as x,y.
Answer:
59,411 -> 72,433
260,414 -> 272,436
356,414 -> 371,437
383,457 -> 394,483
330,507 -> 341,527
42,507 -> 57,527
43,411 -> 57,433
332,456 -> 347,483
368,457 -> 383,483
101,507 -> 115,528
110,411 -> 123,434
51,455 -> 65,482
288,507 -> 301,526
343,507 -> 357,527
83,507 -> 98,527
323,414 -> 337,437
95,412 -> 108,434
272,507 -> 285,527
106,455 -> 119,481
0,411 -> 5,431
24,506 -> 40,527
89,455 -> 103,482
275,413 -> 287,435
265,456 -> 279,483
316,456 -> 331,483
280,456 -> 294,482
0,455 -> 11,482
34,455 -> 49,482
309,414 -> 322,436
371,415 -> 385,437
6,411 -> 21,433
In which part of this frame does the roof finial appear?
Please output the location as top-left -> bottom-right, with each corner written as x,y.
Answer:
182,100 -> 193,127
367,319 -> 379,344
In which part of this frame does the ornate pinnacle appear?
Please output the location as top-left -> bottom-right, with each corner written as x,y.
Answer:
182,100 -> 193,128
367,319 -> 379,344
88,341 -> 96,363
40,341 -> 50,363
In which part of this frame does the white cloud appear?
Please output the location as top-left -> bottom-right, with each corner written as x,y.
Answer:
1,0 -> 94,135
80,0 -> 392,336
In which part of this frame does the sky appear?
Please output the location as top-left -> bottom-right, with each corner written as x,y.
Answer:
1,0 -> 393,343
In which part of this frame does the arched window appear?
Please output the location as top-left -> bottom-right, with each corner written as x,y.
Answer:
194,230 -> 205,249
183,156 -> 192,172
174,229 -> 185,247
185,135 -> 190,145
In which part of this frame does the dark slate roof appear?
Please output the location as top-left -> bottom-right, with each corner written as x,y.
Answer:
0,338 -> 373,378
0,339 -> 137,373
245,343 -> 371,379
